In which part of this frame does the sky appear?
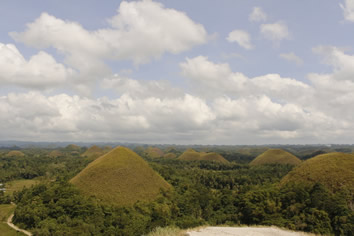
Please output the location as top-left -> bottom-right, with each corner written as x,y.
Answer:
1,0 -> 354,145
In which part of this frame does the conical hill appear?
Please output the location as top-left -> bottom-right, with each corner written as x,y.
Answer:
178,149 -> 229,164
82,145 -> 105,161
6,150 -> 25,157
281,152 -> 354,193
70,146 -> 171,206
250,149 -> 301,166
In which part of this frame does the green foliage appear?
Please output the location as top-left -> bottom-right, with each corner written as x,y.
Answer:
2,147 -> 353,235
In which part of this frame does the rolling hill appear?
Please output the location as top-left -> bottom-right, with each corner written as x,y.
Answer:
144,147 -> 164,159
81,145 -> 105,161
49,150 -> 64,158
5,151 -> 25,157
70,146 -> 171,206
250,149 -> 301,166
178,149 -> 229,164
280,152 -> 354,193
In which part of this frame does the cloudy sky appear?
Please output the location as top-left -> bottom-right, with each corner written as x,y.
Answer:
1,0 -> 354,144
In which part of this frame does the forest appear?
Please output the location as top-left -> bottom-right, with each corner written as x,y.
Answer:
0,145 -> 353,236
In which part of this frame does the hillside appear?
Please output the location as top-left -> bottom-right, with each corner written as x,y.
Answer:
281,152 -> 354,193
250,149 -> 301,166
6,151 -> 25,157
144,147 -> 164,159
70,146 -> 171,206
178,149 -> 229,164
49,150 -> 64,158
81,145 -> 104,161
65,144 -> 81,151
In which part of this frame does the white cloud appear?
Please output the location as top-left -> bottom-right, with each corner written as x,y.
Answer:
11,0 -> 207,66
260,21 -> 290,42
180,56 -> 309,102
279,52 -> 303,65
101,74 -> 183,99
0,43 -> 74,89
227,30 -> 253,50
249,7 -> 267,22
340,0 -> 354,22
0,92 -> 215,142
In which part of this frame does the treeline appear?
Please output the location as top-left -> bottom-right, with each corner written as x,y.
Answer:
11,159 -> 353,235
0,153 -> 89,182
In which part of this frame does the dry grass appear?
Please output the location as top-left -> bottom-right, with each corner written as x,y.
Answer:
0,204 -> 24,236
5,151 -> 25,157
70,146 -> 171,206
281,152 -> 354,193
250,149 -> 301,166
145,147 -> 165,159
147,226 -> 188,236
81,145 -> 105,161
178,149 -> 229,164
5,179 -> 40,196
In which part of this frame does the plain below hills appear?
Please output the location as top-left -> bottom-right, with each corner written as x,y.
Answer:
250,149 -> 301,166
178,149 -> 229,164
70,146 -> 171,206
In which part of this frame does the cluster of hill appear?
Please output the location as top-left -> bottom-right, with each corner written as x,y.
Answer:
2,144 -> 354,236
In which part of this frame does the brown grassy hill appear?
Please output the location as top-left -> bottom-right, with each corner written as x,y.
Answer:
70,146 -> 171,206
163,153 -> 177,159
281,152 -> 354,193
178,149 -> 229,164
250,149 -> 301,166
6,150 -> 25,157
65,144 -> 81,151
49,150 -> 64,158
82,145 -> 105,161
144,147 -> 164,159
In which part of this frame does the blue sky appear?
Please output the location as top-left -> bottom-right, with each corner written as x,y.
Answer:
1,0 -> 354,144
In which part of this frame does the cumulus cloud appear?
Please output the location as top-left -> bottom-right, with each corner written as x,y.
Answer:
0,43 -> 74,89
226,30 -> 253,50
279,52 -> 303,65
101,74 -> 183,99
260,21 -> 290,42
11,0 -> 207,66
249,7 -> 267,22
180,56 -> 309,102
0,92 -> 215,142
340,0 -> 354,22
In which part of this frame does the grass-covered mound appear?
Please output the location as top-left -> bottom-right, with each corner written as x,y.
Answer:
163,153 -> 177,159
178,149 -> 229,164
49,150 -> 64,158
5,150 -> 25,157
281,152 -> 354,193
70,146 -> 171,206
81,145 -> 104,161
250,149 -> 301,166
65,144 -> 81,151
144,147 -> 164,159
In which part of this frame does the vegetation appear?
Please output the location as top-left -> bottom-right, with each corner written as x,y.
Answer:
70,146 -> 171,206
178,149 -> 229,164
81,145 -> 105,161
6,151 -> 25,158
281,152 -> 354,193
250,149 -> 301,166
144,147 -> 165,159
4,179 -> 40,196
0,146 -> 353,235
0,204 -> 24,236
